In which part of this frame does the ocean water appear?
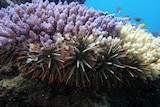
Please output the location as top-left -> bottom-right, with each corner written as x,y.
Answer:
85,0 -> 160,33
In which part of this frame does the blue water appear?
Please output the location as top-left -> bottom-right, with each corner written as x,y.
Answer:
85,0 -> 160,33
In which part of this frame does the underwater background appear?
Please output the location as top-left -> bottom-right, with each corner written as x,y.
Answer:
85,0 -> 160,33
0,0 -> 160,107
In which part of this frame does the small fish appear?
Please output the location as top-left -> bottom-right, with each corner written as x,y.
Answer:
109,14 -> 115,18
116,7 -> 121,13
117,17 -> 130,21
134,17 -> 142,22
123,17 -> 131,20
139,23 -> 146,29
99,11 -> 109,16
124,14 -> 130,18
6,0 -> 12,4
123,14 -> 131,20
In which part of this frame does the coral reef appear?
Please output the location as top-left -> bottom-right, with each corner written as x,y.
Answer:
0,0 -> 160,106
0,0 -> 159,90
0,0 -> 136,89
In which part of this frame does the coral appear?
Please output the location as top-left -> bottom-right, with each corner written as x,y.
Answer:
119,23 -> 160,79
0,0 -> 122,48
0,0 -> 157,89
0,0 -> 86,8
49,0 -> 86,4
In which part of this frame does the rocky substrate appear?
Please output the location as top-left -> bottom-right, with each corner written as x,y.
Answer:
0,65 -> 160,107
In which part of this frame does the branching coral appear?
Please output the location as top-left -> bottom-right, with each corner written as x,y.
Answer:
119,23 -> 160,80
0,0 -> 159,90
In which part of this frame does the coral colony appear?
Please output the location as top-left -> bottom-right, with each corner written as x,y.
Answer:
0,0 -> 160,89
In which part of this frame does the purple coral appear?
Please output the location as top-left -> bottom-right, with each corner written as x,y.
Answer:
0,0 -> 123,48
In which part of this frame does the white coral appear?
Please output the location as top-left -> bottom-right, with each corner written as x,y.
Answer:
119,23 -> 160,79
